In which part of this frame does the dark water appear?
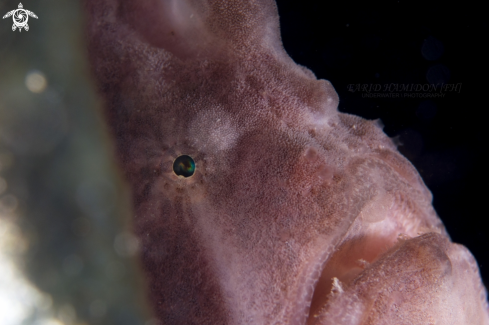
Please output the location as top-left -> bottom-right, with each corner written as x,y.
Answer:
276,0 -> 488,288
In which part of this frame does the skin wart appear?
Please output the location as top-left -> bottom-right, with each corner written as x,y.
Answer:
85,0 -> 489,324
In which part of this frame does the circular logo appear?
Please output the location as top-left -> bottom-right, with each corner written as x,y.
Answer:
13,9 -> 28,28
2,3 -> 38,32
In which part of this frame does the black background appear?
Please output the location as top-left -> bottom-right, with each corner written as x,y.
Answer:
276,0 -> 488,287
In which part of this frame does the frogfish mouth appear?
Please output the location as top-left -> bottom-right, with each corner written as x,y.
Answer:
85,0 -> 489,324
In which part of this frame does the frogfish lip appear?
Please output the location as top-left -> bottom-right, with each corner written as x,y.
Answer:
294,230 -> 413,325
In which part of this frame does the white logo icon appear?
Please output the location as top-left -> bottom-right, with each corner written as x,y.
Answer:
2,3 -> 38,32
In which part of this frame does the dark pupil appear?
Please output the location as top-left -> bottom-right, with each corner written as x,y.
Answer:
173,155 -> 195,178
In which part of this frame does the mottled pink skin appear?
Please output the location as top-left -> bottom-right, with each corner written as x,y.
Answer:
85,0 -> 489,324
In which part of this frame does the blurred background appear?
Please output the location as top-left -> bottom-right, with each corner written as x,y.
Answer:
0,0 -> 151,324
276,0 -> 488,289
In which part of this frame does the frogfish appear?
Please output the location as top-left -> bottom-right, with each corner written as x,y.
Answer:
85,0 -> 489,323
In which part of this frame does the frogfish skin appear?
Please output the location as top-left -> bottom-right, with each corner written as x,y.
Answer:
85,0 -> 489,324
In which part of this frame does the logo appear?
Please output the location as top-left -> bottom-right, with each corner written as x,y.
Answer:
2,3 -> 38,32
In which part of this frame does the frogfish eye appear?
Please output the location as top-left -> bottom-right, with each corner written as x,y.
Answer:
172,155 -> 195,178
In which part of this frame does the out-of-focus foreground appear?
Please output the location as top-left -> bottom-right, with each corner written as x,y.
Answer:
0,1 -> 152,324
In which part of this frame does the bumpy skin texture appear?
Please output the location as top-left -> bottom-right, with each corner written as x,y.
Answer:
85,0 -> 489,324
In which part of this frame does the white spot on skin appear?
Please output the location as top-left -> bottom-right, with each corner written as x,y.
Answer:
307,111 -> 330,130
189,108 -> 240,153
331,277 -> 344,294
397,233 -> 411,241
357,259 -> 369,268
